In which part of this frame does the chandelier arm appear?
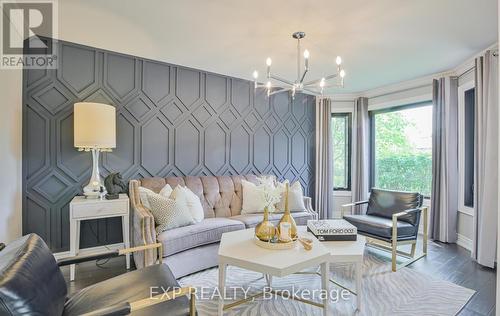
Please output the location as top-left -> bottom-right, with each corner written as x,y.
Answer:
269,88 -> 291,96
302,87 -> 321,95
270,74 -> 295,86
303,73 -> 339,87
299,68 -> 308,84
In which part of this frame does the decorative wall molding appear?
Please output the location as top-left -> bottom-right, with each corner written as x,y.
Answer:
23,38 -> 316,252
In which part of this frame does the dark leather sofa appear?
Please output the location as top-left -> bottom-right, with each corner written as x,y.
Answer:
0,234 -> 195,315
342,188 -> 428,272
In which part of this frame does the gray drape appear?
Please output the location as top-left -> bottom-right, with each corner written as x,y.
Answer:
430,77 -> 459,243
315,97 -> 334,219
352,97 -> 370,214
472,50 -> 498,268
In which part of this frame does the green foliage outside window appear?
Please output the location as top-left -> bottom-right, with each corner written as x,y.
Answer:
373,106 -> 432,197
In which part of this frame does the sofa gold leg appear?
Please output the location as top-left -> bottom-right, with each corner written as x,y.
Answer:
190,291 -> 196,316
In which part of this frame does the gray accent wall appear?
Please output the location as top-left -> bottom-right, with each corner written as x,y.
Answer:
23,38 -> 316,252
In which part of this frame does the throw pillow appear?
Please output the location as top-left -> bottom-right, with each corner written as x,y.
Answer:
159,184 -> 173,198
147,192 -> 194,233
170,185 -> 204,223
241,180 -> 266,214
276,180 -> 306,212
138,186 -> 155,209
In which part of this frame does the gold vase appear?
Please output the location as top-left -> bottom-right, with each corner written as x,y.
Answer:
278,183 -> 297,239
255,206 -> 276,241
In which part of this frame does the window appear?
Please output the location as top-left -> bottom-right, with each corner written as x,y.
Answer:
331,113 -> 352,190
370,103 -> 433,197
463,88 -> 475,208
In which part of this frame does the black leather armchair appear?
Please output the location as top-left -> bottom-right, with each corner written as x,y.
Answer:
0,234 -> 196,315
342,188 -> 428,272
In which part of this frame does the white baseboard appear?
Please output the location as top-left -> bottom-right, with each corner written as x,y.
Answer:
456,234 -> 472,251
53,243 -> 125,260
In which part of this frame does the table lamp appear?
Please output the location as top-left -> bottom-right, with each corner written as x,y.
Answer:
74,102 -> 116,198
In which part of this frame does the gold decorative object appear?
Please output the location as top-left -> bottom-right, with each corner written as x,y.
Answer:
254,237 -> 297,250
255,206 -> 276,242
278,183 -> 298,239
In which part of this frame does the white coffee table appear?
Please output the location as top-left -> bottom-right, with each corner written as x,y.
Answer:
218,228 -> 331,316
298,226 -> 365,311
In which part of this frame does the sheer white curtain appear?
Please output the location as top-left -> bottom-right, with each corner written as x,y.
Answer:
315,97 -> 333,219
472,50 -> 498,268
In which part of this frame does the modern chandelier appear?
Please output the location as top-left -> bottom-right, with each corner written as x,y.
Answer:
252,31 -> 345,98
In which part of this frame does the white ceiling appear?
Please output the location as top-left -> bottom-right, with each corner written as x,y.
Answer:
60,0 -> 498,94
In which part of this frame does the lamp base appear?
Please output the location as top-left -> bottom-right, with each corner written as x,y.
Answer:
82,148 -> 107,199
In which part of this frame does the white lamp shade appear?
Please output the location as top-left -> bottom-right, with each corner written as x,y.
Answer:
74,102 -> 116,149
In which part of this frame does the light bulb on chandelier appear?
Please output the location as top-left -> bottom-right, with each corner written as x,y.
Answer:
252,32 -> 346,97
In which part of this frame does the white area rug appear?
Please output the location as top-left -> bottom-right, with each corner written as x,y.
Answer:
179,248 -> 475,316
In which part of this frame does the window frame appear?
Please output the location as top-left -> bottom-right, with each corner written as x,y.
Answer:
369,101 -> 433,197
331,112 -> 352,191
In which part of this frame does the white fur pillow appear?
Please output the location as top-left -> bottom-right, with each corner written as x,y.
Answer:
241,180 -> 266,214
170,185 -> 204,223
146,192 -> 194,233
276,181 -> 306,212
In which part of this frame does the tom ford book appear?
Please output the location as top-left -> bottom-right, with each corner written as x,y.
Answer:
307,219 -> 357,241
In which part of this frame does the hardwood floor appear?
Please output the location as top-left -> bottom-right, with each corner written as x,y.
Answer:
61,241 -> 496,315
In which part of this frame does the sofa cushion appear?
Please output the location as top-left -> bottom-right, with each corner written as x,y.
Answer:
63,264 -> 190,316
157,218 -> 245,256
230,211 -> 313,228
343,214 -> 417,240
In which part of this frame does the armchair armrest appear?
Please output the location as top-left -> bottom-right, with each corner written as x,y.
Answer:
129,179 -> 159,269
81,286 -> 196,316
392,206 -> 429,253
57,243 -> 163,267
303,196 -> 318,220
340,200 -> 369,217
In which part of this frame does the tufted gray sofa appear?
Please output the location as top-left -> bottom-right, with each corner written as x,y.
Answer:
129,175 -> 317,278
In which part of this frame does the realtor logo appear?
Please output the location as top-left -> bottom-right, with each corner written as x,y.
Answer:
1,0 -> 58,69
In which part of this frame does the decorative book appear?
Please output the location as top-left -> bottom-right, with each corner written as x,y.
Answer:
307,219 -> 357,241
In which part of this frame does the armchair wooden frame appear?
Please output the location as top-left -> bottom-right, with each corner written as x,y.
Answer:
341,202 -> 428,272
57,243 -> 196,316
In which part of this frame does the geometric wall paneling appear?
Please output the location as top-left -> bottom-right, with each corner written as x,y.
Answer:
264,114 -> 280,133
272,129 -> 290,174
205,74 -> 227,112
58,43 -> 98,96
254,89 -> 271,118
23,38 -> 316,252
175,68 -> 201,109
24,104 -> 50,179
104,53 -> 139,102
174,119 -> 201,175
291,130 -> 307,173
84,89 -> 116,107
204,121 -> 227,174
229,124 -> 251,174
124,94 -> 155,123
102,111 -> 137,176
292,93 -> 307,121
272,92 -> 290,118
32,81 -> 75,115
141,116 -> 170,175
253,127 -> 271,173
230,79 -> 251,116
142,60 -> 171,104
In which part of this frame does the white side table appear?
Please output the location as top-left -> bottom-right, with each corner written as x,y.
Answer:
69,194 -> 130,281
